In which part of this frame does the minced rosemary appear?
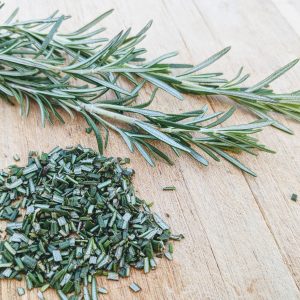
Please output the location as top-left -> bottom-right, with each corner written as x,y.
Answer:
129,282 -> 141,293
162,186 -> 176,191
17,287 -> 25,296
13,154 -> 20,162
0,146 -> 183,298
291,193 -> 298,202
98,287 -> 108,294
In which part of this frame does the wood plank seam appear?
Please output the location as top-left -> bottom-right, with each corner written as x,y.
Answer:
180,0 -> 300,295
244,178 -> 300,291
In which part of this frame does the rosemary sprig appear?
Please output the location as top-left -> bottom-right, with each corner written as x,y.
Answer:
4,6 -> 295,134
0,5 -> 279,175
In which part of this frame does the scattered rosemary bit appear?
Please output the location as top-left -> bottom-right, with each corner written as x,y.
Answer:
17,287 -> 25,296
0,146 -> 182,298
129,282 -> 141,293
85,127 -> 92,134
163,186 -> 176,191
98,287 -> 108,294
291,193 -> 298,202
37,291 -> 45,300
164,252 -> 173,261
13,155 -> 20,162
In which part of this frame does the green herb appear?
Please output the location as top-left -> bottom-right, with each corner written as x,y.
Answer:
91,277 -> 98,300
17,287 -> 25,296
13,155 -> 20,162
107,272 -> 119,281
164,252 -> 173,261
163,186 -> 176,191
37,291 -> 45,300
129,282 -> 141,293
40,284 -> 50,292
98,287 -> 108,294
57,290 -> 68,300
291,193 -> 298,202
0,146 -> 182,298
0,5 -> 284,176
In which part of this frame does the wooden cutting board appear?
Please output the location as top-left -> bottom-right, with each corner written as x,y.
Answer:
0,0 -> 299,299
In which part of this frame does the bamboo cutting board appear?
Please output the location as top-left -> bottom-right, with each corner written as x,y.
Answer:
0,1 -> 300,299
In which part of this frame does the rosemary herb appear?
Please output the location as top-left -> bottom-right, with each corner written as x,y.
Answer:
37,290 -> 45,300
163,186 -> 176,191
107,272 -> 119,281
13,155 -> 20,162
129,282 -> 141,293
291,193 -> 298,202
164,251 -> 173,261
0,5 -> 284,176
0,146 -> 182,298
2,6 -> 296,133
17,287 -> 25,296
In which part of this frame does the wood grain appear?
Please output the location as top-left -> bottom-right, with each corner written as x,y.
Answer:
0,0 -> 300,299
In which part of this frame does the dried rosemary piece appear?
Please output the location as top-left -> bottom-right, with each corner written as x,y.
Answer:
17,287 -> 25,296
0,146 -> 182,298
129,282 -> 141,293
163,186 -> 176,191
13,155 -> 20,162
98,287 -> 108,294
291,193 -> 298,202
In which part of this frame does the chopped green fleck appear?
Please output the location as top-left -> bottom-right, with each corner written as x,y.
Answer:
107,272 -> 119,281
40,284 -> 50,292
17,287 -> 25,296
23,164 -> 38,175
98,287 -> 108,294
4,241 -> 16,255
53,249 -> 62,262
162,186 -> 176,191
57,290 -> 68,300
91,277 -> 98,300
164,252 -> 173,261
37,291 -> 45,300
129,282 -> 141,293
144,257 -> 150,273
6,178 -> 23,189
291,193 -> 298,202
13,154 -> 20,162
0,146 -> 181,297
86,127 -> 92,134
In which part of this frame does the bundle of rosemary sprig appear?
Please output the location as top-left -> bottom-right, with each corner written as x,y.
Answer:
1,4 -> 298,175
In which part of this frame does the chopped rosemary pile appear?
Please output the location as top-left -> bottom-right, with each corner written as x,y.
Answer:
0,146 -> 182,298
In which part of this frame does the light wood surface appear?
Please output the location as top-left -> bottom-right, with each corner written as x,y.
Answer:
0,1 -> 300,299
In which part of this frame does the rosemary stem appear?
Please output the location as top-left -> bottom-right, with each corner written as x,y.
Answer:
78,103 -> 136,124
96,103 -> 139,112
